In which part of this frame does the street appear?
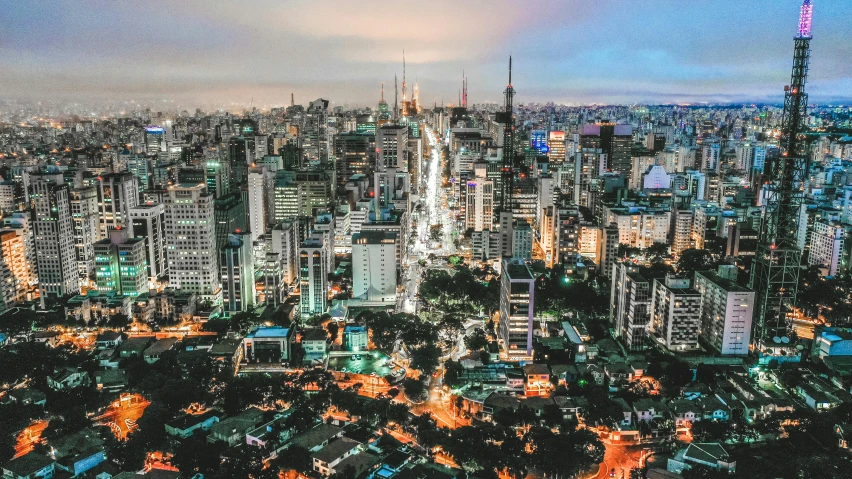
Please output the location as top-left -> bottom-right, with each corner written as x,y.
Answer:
590,444 -> 645,479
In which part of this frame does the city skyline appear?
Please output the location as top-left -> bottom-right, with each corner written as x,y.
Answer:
2,0 -> 852,108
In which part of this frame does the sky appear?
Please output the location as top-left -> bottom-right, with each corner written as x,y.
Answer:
1,0 -> 851,109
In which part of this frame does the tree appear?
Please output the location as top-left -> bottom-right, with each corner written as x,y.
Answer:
676,249 -> 716,276
464,328 -> 489,351
430,224 -> 444,242
326,321 -> 340,343
443,360 -> 463,388
402,378 -> 426,402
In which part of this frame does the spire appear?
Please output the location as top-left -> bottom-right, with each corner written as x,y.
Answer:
394,74 -> 398,121
798,0 -> 813,38
402,50 -> 408,116
509,55 -> 513,86
381,82 -> 384,102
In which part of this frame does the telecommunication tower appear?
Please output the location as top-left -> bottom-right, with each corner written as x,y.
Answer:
499,56 -> 515,212
750,0 -> 813,346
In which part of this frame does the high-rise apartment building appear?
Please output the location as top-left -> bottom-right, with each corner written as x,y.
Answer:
610,262 -> 651,351
464,177 -> 493,232
164,183 -> 219,301
299,236 -> 328,317
694,268 -> 754,356
0,229 -> 30,308
30,171 -> 79,299
93,228 -> 148,297
579,124 -> 633,175
97,172 -> 139,238
807,219 -> 848,276
377,125 -> 409,170
129,203 -> 168,284
221,232 -> 255,313
70,186 -> 99,281
499,258 -> 535,361
247,166 -> 270,242
650,275 -> 702,351
351,231 -> 397,305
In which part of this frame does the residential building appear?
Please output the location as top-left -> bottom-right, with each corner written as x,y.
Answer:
650,275 -> 702,351
351,231 -> 397,305
164,183 -> 219,301
93,228 -> 148,297
499,258 -> 535,361
221,232 -> 255,314
129,203 -> 168,284
30,171 -> 79,299
694,267 -> 754,355
300,236 -> 328,317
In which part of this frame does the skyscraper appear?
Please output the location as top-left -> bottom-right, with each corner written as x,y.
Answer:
130,203 -> 168,285
578,124 -> 633,175
93,227 -> 148,297
299,236 -> 328,317
29,171 -> 79,299
247,166 -> 271,243
499,258 -> 535,361
221,232 -> 255,313
165,183 -> 219,301
96,172 -> 139,239
351,231 -> 397,305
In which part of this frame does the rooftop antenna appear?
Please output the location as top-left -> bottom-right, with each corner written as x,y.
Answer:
402,50 -> 408,116
290,93 -> 294,107
394,74 -> 398,121
381,82 -> 385,102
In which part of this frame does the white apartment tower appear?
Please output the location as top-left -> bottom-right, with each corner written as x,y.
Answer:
499,258 -> 535,360
164,183 -> 219,301
694,267 -> 754,356
299,236 -> 328,317
29,171 -> 79,299
97,172 -> 139,238
247,166 -> 271,242
130,203 -> 168,285
351,231 -> 397,305
650,275 -> 702,351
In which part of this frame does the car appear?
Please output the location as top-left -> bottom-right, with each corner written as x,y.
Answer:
351,354 -> 357,360
610,469 -> 616,477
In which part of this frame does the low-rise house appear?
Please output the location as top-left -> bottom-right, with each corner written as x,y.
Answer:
95,331 -> 123,350
667,443 -> 735,474
311,437 -> 362,476
47,367 -> 89,391
97,348 -> 120,369
580,363 -> 605,386
7,389 -> 46,407
1,452 -> 55,479
94,369 -> 127,392
143,338 -> 178,364
835,423 -> 852,450
482,393 -> 521,422
302,328 -> 329,362
604,362 -> 635,387
696,396 -> 731,422
208,338 -> 242,372
246,411 -> 294,450
49,428 -> 106,477
117,336 -> 154,358
633,398 -> 669,423
207,408 -> 265,446
288,423 -> 344,452
522,364 -> 551,397
165,410 -> 221,439
343,325 -> 368,352
32,331 -> 61,348
796,382 -> 840,410
668,399 -> 700,427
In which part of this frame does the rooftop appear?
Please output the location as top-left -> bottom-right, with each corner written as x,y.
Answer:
247,326 -> 291,339
312,436 -> 361,463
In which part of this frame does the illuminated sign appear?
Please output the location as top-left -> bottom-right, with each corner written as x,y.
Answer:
145,126 -> 165,133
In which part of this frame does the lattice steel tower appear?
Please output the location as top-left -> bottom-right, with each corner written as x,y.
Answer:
499,56 -> 515,212
750,0 -> 813,346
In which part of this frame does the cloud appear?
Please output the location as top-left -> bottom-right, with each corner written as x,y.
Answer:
0,0 -> 850,106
